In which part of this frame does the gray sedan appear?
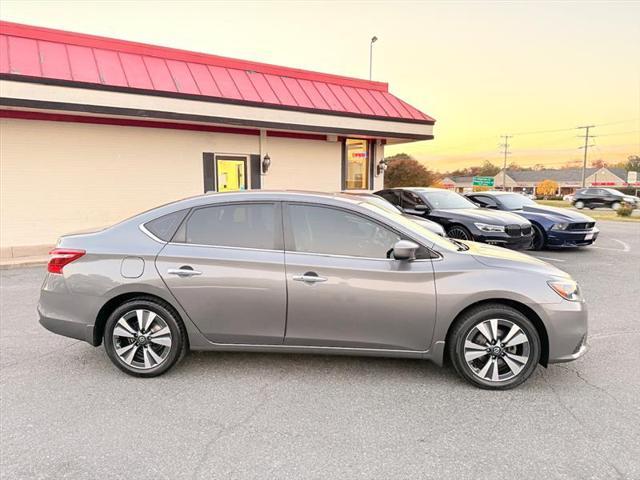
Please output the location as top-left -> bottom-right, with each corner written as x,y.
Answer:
38,191 -> 588,389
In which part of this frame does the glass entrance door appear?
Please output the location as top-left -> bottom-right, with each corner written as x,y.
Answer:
216,156 -> 247,192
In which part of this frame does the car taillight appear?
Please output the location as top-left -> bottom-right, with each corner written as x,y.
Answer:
47,249 -> 86,274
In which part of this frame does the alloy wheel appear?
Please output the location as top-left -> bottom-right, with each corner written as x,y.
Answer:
112,309 -> 173,370
447,226 -> 471,240
464,318 -> 531,382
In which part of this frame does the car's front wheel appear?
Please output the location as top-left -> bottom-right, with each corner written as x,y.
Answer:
104,298 -> 187,377
530,224 -> 546,250
448,304 -> 541,389
611,201 -> 621,211
447,224 -> 472,241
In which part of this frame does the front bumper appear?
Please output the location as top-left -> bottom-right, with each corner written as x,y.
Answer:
547,228 -> 599,248
472,231 -> 533,250
541,299 -> 589,364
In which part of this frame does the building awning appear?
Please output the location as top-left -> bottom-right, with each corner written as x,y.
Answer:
0,21 -> 434,141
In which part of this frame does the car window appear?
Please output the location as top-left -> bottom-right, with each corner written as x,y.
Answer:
401,191 -> 426,209
377,190 -> 400,206
494,193 -> 536,210
179,203 -> 277,249
421,190 -> 477,209
144,209 -> 189,241
470,195 -> 498,207
288,204 -> 401,258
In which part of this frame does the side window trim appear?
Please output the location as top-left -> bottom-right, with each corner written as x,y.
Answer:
283,201 -> 437,260
170,201 -> 284,251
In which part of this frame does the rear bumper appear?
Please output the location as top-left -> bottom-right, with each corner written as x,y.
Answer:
38,308 -> 96,345
547,228 -> 599,248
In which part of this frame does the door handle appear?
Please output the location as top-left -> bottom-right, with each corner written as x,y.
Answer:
167,267 -> 202,277
293,273 -> 327,284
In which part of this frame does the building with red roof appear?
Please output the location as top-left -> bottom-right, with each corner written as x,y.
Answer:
0,21 -> 435,256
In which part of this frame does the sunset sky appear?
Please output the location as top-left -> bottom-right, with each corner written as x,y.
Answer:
2,0 -> 639,172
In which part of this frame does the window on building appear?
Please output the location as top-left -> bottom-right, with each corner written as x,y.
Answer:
178,203 -> 277,250
287,204 -> 400,258
344,139 -> 371,190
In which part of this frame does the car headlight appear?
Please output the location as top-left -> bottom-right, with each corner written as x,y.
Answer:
551,223 -> 569,231
548,279 -> 582,302
474,222 -> 505,233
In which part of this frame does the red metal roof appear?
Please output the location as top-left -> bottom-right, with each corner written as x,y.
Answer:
0,21 -> 434,124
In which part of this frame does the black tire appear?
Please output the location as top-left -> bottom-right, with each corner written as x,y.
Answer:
611,202 -> 621,211
574,200 -> 584,209
446,224 -> 472,241
530,223 -> 546,250
104,297 -> 187,377
448,303 -> 541,390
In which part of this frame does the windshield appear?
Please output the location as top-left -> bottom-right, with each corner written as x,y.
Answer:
360,201 -> 460,252
421,190 -> 478,210
604,188 -> 624,197
497,193 -> 537,210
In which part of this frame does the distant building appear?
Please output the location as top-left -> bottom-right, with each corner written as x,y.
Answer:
493,167 -> 628,195
442,167 -> 630,194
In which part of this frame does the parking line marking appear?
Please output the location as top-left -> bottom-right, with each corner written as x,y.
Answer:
591,239 -> 631,253
533,256 -> 566,263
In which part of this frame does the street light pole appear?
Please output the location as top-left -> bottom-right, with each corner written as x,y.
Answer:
369,36 -> 378,80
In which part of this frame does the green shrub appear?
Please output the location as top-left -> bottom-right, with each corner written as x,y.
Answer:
617,203 -> 634,217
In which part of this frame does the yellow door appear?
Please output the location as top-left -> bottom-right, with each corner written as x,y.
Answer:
216,158 -> 247,192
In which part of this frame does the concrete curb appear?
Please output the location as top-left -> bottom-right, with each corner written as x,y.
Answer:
0,257 -> 48,270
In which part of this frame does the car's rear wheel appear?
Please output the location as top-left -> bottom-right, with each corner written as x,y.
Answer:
530,224 -> 546,250
104,298 -> 187,377
447,225 -> 472,241
448,304 -> 541,390
574,200 -> 585,209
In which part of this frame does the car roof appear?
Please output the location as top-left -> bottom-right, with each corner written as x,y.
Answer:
466,191 -> 515,196
385,187 -> 449,193
129,190 -> 370,223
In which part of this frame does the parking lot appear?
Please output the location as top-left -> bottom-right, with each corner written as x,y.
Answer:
1,221 -> 639,480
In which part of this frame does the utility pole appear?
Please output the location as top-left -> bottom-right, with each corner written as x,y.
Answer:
369,36 -> 378,80
499,135 -> 512,191
577,125 -> 596,188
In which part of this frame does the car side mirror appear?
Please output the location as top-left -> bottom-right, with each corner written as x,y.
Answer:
403,205 -> 429,215
392,240 -> 420,261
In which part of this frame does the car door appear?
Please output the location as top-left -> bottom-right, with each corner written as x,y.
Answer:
156,202 -> 287,345
282,202 -> 437,351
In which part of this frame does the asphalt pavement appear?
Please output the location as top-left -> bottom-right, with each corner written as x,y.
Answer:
1,221 -> 639,480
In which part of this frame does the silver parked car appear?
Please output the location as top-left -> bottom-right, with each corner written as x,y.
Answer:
39,191 -> 588,389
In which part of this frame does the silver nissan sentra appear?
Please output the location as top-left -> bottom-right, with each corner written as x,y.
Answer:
38,191 -> 588,389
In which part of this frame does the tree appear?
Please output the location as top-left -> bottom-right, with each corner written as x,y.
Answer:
384,154 -> 435,188
536,179 -> 559,197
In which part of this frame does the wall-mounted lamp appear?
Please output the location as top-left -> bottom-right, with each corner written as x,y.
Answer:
376,158 -> 387,176
261,153 -> 271,174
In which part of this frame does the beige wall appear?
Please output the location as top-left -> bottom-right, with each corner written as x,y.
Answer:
262,136 -> 342,191
1,118 -> 348,251
586,168 -> 625,185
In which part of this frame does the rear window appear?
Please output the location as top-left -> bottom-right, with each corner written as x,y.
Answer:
177,203 -> 278,250
144,209 -> 189,241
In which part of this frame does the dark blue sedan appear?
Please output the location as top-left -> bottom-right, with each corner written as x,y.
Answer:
466,191 -> 599,250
